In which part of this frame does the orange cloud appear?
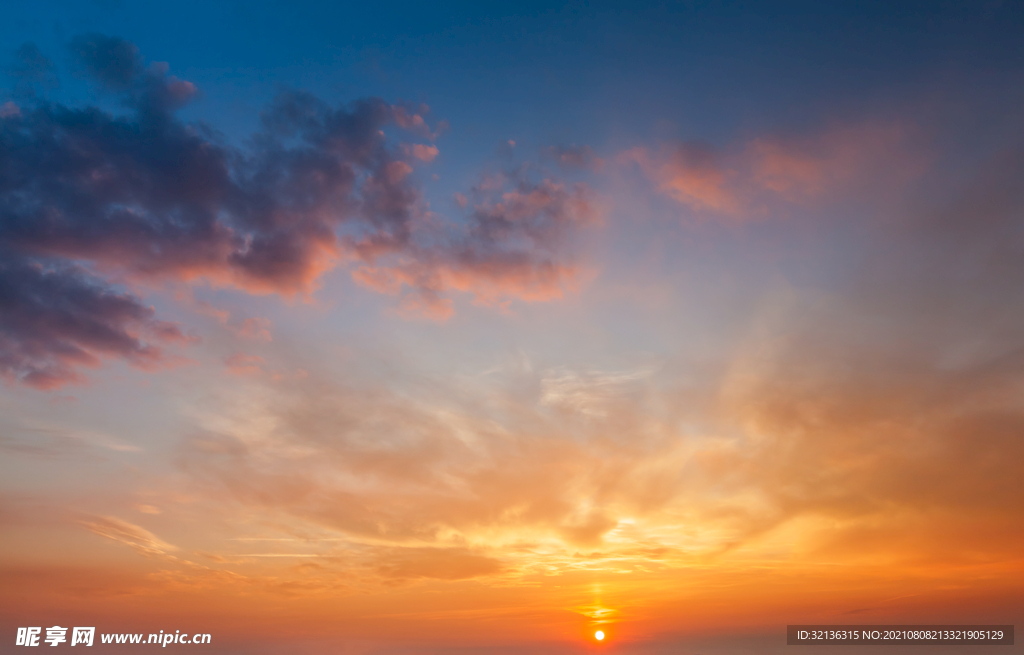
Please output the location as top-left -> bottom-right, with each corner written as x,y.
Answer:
371,547 -> 503,581
81,516 -> 178,557
619,144 -> 740,214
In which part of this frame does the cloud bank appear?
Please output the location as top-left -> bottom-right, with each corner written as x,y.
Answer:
0,35 -> 598,388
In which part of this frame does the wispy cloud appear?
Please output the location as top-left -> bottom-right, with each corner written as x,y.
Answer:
81,515 -> 177,556
618,122 -> 924,219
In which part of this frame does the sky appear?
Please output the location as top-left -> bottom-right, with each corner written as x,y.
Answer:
1,1 -> 1023,653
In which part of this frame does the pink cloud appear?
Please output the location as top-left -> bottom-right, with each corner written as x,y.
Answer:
746,123 -> 920,200
391,104 -> 446,140
404,143 -> 440,162
619,122 -> 924,219
182,294 -> 274,342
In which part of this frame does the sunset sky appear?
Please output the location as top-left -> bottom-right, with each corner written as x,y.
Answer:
2,1 -> 1024,653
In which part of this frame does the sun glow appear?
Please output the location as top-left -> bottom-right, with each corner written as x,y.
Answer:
595,630 -> 605,641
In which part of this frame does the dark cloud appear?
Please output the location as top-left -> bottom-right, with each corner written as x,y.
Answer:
8,43 -> 56,82
0,36 -> 596,387
5,43 -> 59,98
0,257 -> 188,388
353,172 -> 599,319
67,34 -> 142,90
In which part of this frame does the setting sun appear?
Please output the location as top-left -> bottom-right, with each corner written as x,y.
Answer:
595,631 -> 605,641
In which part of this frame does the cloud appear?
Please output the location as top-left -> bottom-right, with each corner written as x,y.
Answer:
0,36 -> 596,387
545,144 -> 603,172
540,368 -> 651,418
224,352 -> 265,376
234,317 -> 273,341
619,122 -> 923,219
695,133 -> 1024,554
402,143 -> 439,163
391,104 -> 443,140
352,174 -> 600,318
182,293 -> 274,341
5,43 -> 58,96
68,33 -> 143,90
371,547 -> 503,581
175,370 -> 644,561
8,43 -> 55,80
712,285 -> 1024,563
81,515 -> 177,556
176,138 -> 1024,576
0,258 -> 190,389
619,143 -> 740,214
